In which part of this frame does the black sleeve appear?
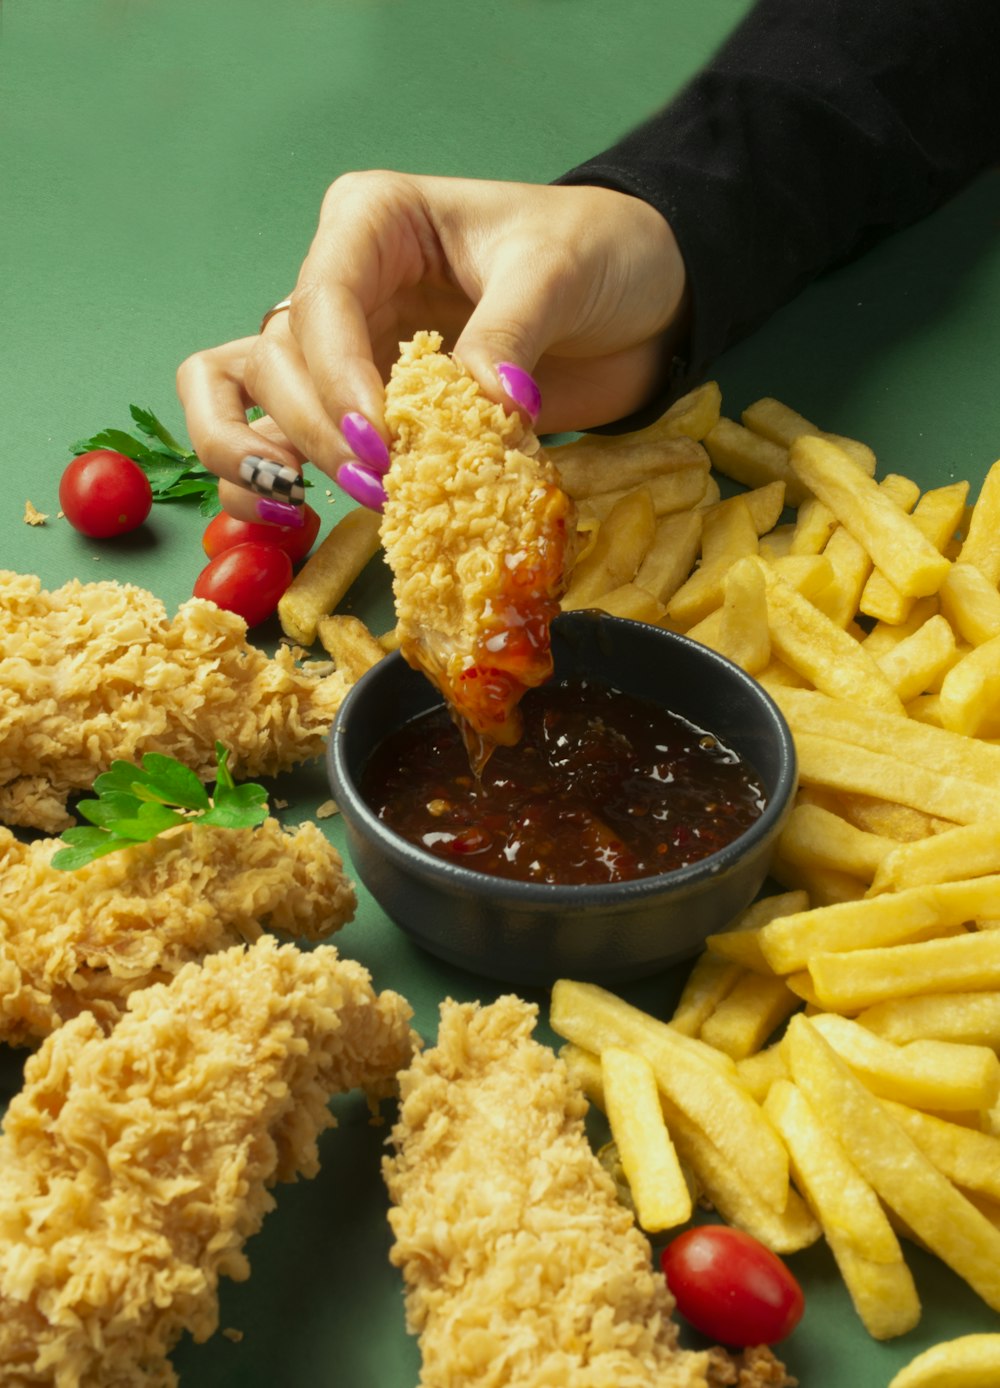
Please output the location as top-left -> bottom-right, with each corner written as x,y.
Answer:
555,0 -> 1000,420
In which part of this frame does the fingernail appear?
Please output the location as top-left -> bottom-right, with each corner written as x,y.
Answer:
336,461 -> 387,512
256,497 -> 305,527
341,412 -> 391,475
238,455 -> 305,505
495,362 -> 541,421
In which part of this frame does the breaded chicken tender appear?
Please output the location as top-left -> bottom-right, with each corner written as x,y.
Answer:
0,936 -> 417,1387
0,571 -> 349,832
383,996 -> 794,1388
0,817 -> 356,1045
381,333 -> 576,764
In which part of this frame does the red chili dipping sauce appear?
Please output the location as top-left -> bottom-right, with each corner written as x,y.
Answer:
361,678 -> 767,885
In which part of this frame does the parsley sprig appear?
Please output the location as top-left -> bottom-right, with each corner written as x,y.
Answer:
70,404 -> 223,516
52,744 -> 270,871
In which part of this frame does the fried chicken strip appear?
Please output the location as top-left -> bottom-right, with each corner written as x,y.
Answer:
381,333 -> 576,763
0,816 -> 356,1045
0,571 -> 349,831
0,936 -> 417,1387
383,996 -> 794,1388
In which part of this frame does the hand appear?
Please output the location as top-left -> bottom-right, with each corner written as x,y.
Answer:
176,170 -> 689,515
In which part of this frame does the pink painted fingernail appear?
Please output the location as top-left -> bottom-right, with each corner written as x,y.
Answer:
336,461 -> 387,512
495,362 -> 541,421
341,412 -> 391,475
256,497 -> 305,527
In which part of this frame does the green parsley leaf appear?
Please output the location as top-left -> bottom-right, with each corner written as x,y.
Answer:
52,747 -> 270,871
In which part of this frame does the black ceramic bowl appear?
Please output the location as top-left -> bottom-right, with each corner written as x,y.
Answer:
327,610 -> 797,988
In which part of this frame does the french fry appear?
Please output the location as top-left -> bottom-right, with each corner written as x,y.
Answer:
758,522 -> 796,561
870,822 -> 1000,895
577,467 -> 709,522
634,509 -> 702,603
699,493 -> 760,565
878,1099 -> 1000,1202
860,481 -> 968,625
937,561 -> 1000,646
958,458 -> 1000,584
777,802 -> 895,883
735,1043 -> 789,1101
856,992 -> 1000,1048
698,971 -> 801,1060
806,931 -> 1000,1012
549,980 -> 791,1211
790,495 -> 837,555
704,417 -> 808,505
701,480 -> 786,544
812,474 -> 920,629
551,431 -> 709,499
873,612 -> 958,704
706,890 -> 809,973
564,581 -> 667,624
807,1013 -> 1000,1113
316,613 -> 386,683
938,632 -> 1000,736
669,953 -> 743,1036
561,487 -> 656,607
277,505 -> 383,645
741,397 -> 877,476
888,1334 -> 1000,1388
757,878 -> 1000,976
789,435 -> 951,598
769,853 -> 868,908
716,555 -> 770,674
601,1046 -> 693,1231
764,1079 -> 920,1340
784,1015 -> 1000,1313
861,595 -> 941,658
658,380 -> 724,441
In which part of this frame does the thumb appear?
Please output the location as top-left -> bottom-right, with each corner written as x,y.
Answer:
452,245 -> 569,425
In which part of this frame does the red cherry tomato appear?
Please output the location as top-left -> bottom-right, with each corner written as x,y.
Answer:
59,450 -> 153,538
201,503 -> 321,565
192,541 -> 293,628
661,1226 -> 804,1347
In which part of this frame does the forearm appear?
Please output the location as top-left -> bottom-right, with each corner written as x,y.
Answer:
557,0 -> 1000,411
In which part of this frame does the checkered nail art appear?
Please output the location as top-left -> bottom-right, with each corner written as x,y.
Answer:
237,455 -> 305,505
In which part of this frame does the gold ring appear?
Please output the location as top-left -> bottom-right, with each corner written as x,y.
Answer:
259,296 -> 293,334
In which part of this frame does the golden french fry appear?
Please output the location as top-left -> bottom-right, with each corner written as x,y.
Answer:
698,971 -> 801,1060
601,1046 -> 693,1231
735,1043 -> 789,1101
873,612 -> 958,704
790,495 -> 837,555
378,625 -> 401,652
701,480 -> 787,544
716,555 -> 770,674
758,522 -> 796,561
669,952 -> 743,1036
551,431 -> 709,499
888,1334 -> 1000,1388
938,633 -> 1000,736
958,459 -> 1000,584
634,509 -> 702,603
561,488 -> 656,607
808,1013 -> 1000,1113
699,493 -> 759,565
577,467 -> 709,522
870,822 -> 1000,895
856,992 -> 1000,1048
770,852 -> 868,908
740,397 -> 877,476
778,802 -> 895,883
316,613 -> 386,683
706,891 -> 809,972
764,1079 -> 920,1339
813,474 -> 920,629
564,581 -> 667,624
860,481 -> 968,625
938,561 -> 1000,646
277,505 -> 383,645
658,380 -> 723,441
878,1099 -> 1000,1203
861,595 -> 941,658
789,435 -> 951,598
704,417 -> 808,505
785,1015 -> 1000,1313
549,980 -> 790,1211
807,931 -> 1000,1012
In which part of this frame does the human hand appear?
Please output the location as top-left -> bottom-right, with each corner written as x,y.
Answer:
176,171 -> 688,515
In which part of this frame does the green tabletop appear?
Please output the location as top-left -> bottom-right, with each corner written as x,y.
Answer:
3,2 -> 1000,1385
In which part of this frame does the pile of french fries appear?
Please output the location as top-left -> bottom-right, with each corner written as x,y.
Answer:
282,377 -> 1000,1369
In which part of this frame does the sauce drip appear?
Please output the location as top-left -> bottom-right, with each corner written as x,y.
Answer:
362,677 -> 767,885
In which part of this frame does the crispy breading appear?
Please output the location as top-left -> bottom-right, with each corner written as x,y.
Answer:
384,996 -> 792,1388
0,817 -> 356,1045
0,936 -> 417,1387
0,571 -> 349,832
381,333 -> 576,760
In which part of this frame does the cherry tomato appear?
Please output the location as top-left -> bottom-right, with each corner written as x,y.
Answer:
59,450 -> 153,538
660,1226 -> 804,1347
201,503 -> 321,565
193,541 -> 293,628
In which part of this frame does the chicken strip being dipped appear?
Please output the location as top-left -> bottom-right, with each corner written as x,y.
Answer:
381,333 -> 576,766
383,995 -> 794,1388
0,936 -> 418,1387
0,570 -> 349,832
0,817 -> 356,1045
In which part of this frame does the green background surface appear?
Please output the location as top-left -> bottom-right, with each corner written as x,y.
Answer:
3,1 -> 1000,1384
